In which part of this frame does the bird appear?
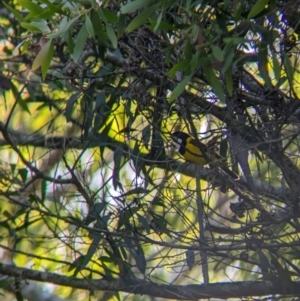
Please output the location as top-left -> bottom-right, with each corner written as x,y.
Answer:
170,131 -> 239,180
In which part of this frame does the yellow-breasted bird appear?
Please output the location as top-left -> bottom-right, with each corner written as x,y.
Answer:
170,131 -> 239,180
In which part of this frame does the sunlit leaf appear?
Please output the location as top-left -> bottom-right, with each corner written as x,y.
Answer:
248,0 -> 270,19
32,39 -> 54,79
3,2 -> 24,22
17,0 -> 43,15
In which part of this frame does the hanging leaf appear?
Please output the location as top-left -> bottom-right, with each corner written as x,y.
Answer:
169,75 -> 192,102
85,15 -> 94,37
142,124 -> 151,150
65,92 -> 80,122
211,45 -> 224,62
203,68 -> 225,103
32,39 -> 54,80
85,203 -> 106,225
283,53 -> 294,87
73,23 -> 88,62
185,250 -> 195,270
113,146 -> 124,190
105,23 -> 118,49
136,213 -> 151,234
225,69 -> 233,97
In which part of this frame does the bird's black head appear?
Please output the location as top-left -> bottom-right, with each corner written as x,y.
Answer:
170,131 -> 190,145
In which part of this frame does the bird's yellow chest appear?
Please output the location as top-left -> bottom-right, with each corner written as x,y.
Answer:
180,139 -> 216,166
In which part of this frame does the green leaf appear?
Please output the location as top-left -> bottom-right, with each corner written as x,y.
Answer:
167,59 -> 190,78
65,92 -> 80,121
18,168 -> 28,183
73,23 -> 88,62
41,180 -> 47,202
3,3 -> 23,22
67,31 -> 74,53
85,15 -> 94,37
91,10 -> 106,42
69,255 -> 85,272
223,37 -> 247,45
225,69 -> 233,97
30,20 -> 50,33
283,53 -> 294,86
272,52 -> 281,83
203,68 -> 225,103
105,23 -> 118,49
258,250 -> 271,279
0,278 -> 14,289
121,0 -> 154,14
75,235 -> 101,272
15,291 -> 24,301
211,45 -> 223,62
125,237 -> 146,274
136,213 -> 150,234
11,83 -> 30,114
185,250 -> 195,270
257,42 -> 272,88
153,12 -> 163,32
142,124 -> 151,150
135,249 -> 146,274
20,22 -> 43,32
48,15 -> 81,39
126,4 -> 159,33
85,203 -> 106,225
102,8 -> 119,23
169,75 -> 192,102
42,40 -> 54,80
113,146 -> 124,190
247,0 -> 270,19
221,47 -> 234,74
220,139 -> 228,158
38,0 -> 64,14
121,187 -> 149,197
32,39 -> 54,80
94,91 -> 107,131
17,0 -> 43,15
82,96 -> 93,141
152,197 -> 167,208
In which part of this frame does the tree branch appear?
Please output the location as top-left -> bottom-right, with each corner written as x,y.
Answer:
0,263 -> 299,299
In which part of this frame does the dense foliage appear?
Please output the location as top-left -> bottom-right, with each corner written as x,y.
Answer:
1,0 -> 300,300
